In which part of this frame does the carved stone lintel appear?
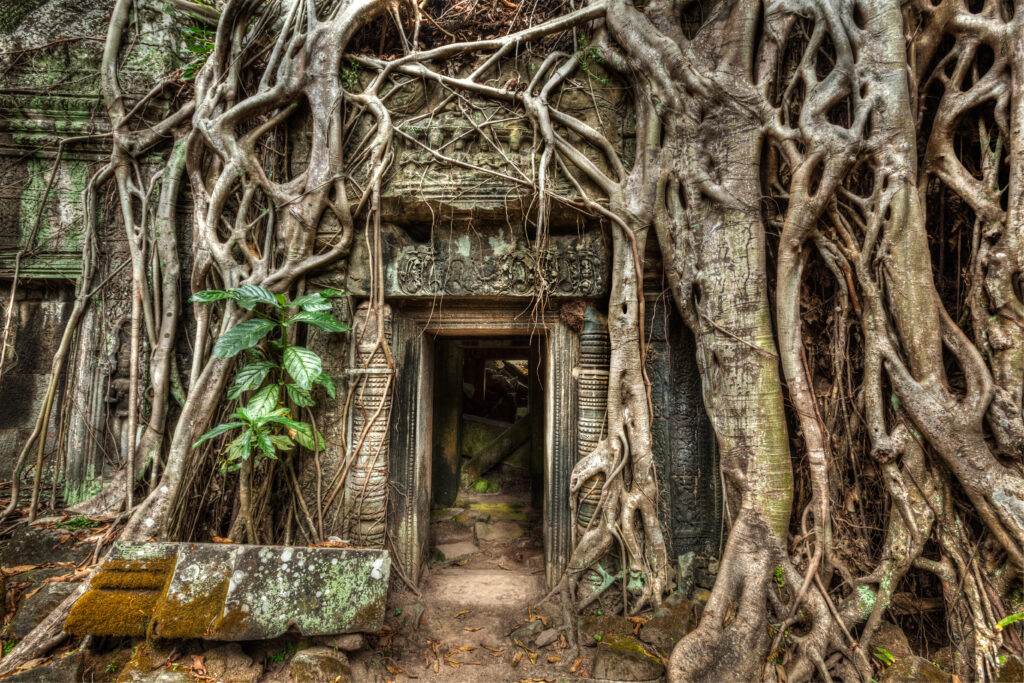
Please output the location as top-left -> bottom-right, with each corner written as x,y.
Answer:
346,224 -> 609,299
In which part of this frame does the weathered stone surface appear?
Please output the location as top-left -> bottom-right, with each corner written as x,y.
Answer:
2,524 -> 93,566
313,633 -> 366,651
880,656 -> 953,682
592,635 -> 665,682
997,655 -> 1024,682
347,224 -> 609,298
475,520 -> 523,542
535,628 -> 560,648
290,647 -> 352,683
638,592 -> 693,652
869,622 -> 913,662
578,615 -> 635,647
2,651 -> 84,682
510,619 -> 545,648
6,581 -> 79,638
200,644 -> 262,683
65,542 -> 389,639
434,541 -> 479,562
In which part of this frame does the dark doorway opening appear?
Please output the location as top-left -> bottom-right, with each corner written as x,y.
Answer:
427,335 -> 545,576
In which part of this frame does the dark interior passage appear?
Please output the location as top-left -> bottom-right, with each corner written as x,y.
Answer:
427,336 -> 545,575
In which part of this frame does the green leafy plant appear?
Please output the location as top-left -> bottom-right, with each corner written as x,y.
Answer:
190,285 -> 347,472
105,660 -> 119,674
55,516 -> 103,530
575,34 -> 608,84
873,646 -> 895,667
774,565 -> 785,589
268,641 -> 298,663
180,6 -> 216,80
996,612 -> 1024,631
341,61 -> 361,91
2,640 -> 16,656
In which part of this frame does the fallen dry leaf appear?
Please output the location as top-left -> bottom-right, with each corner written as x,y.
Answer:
211,536 -> 235,544
190,655 -> 206,676
463,626 -> 481,632
547,655 -> 561,664
457,645 -> 475,651
384,663 -> 403,674
511,650 -> 523,666
569,655 -> 583,673
454,609 -> 471,618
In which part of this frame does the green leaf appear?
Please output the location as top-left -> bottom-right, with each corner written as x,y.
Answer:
213,319 -> 276,358
227,430 -> 253,462
291,310 -> 349,332
233,284 -> 279,310
291,292 -> 333,312
228,360 -> 276,399
314,372 -> 336,399
245,384 -> 280,418
268,434 -> 295,451
192,421 -> 244,449
283,346 -> 322,390
996,612 -> 1024,631
255,431 -> 276,460
320,288 -> 345,297
290,421 -> 324,451
189,289 -> 234,303
262,415 -> 304,430
285,383 -> 315,407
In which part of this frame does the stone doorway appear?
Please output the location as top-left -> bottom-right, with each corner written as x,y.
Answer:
384,302 -> 579,590
423,335 -> 547,613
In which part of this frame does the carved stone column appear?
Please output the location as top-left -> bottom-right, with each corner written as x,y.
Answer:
344,303 -> 393,548
576,307 -> 609,535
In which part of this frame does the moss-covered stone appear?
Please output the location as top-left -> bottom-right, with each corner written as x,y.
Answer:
578,615 -> 635,647
592,634 -> 665,681
66,542 -> 390,640
880,656 -> 953,683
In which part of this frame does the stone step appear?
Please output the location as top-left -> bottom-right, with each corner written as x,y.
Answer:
433,541 -> 480,562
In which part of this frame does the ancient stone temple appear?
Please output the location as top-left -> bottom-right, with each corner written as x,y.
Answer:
0,0 -> 720,599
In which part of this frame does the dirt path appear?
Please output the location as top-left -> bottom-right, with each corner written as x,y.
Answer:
348,497 -> 592,683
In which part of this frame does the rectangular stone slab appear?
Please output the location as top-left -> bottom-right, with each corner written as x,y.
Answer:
66,542 -> 389,640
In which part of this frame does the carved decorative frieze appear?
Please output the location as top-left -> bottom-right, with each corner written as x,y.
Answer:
346,224 -> 610,299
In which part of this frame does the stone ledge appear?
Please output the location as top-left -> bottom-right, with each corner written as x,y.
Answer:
64,542 -> 389,640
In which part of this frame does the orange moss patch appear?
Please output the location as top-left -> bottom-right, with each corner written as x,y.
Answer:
151,577 -> 230,639
64,590 -> 158,636
90,558 -> 176,590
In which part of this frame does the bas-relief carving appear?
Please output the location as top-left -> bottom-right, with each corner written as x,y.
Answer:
347,224 -> 610,298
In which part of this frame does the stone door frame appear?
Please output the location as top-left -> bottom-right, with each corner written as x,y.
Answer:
386,301 -> 579,588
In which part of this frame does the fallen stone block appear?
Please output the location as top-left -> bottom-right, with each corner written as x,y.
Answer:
201,643 -> 262,683
64,542 -> 389,640
6,581 -> 80,638
290,647 -> 352,683
592,635 -> 665,682
2,651 -> 84,682
578,615 -> 635,647
434,541 -> 479,562
475,520 -> 523,541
